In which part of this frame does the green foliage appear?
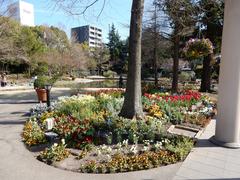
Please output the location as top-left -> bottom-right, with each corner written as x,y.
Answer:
56,96 -> 96,118
22,119 -> 46,146
179,71 -> 192,82
103,70 -> 117,78
17,26 -> 45,57
107,24 -> 122,61
165,136 -> 194,160
38,141 -> 70,164
0,17 -> 71,74
95,95 -> 124,117
33,62 -> 49,76
34,76 -> 50,89
107,24 -> 128,73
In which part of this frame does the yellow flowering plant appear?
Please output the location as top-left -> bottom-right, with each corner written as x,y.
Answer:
22,119 -> 46,146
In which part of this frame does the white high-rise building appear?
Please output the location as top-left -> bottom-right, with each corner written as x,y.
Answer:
9,0 -> 34,26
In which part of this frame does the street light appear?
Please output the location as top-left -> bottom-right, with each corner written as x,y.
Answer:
45,84 -> 52,107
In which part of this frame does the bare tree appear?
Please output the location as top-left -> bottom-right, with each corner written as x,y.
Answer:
51,0 -> 106,17
37,43 -> 90,75
0,0 -> 17,30
52,0 -> 145,119
156,0 -> 197,93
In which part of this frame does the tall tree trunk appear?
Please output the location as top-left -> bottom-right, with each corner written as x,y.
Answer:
200,53 -> 213,92
200,21 -> 214,92
171,34 -> 180,93
154,2 -> 158,87
119,0 -> 144,119
154,44 -> 158,87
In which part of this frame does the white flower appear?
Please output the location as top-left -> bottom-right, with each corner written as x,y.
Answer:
116,142 -> 122,149
130,145 -> 138,154
142,146 -> 150,152
143,140 -> 151,146
122,139 -> 129,147
107,147 -> 112,153
106,155 -> 111,160
53,143 -> 58,147
153,141 -> 162,150
97,150 -> 101,156
61,139 -> 65,145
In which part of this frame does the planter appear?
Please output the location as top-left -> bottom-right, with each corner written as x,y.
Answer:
35,88 -> 47,102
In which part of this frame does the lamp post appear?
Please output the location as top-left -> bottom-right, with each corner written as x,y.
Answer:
45,84 -> 52,107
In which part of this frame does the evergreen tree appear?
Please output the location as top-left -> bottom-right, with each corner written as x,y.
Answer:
107,24 -> 124,73
197,0 -> 224,92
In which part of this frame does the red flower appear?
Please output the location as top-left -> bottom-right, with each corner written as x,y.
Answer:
84,136 -> 93,143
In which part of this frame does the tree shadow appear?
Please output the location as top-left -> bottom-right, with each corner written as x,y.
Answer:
0,120 -> 25,125
142,178 -> 240,180
195,138 -> 217,148
0,101 -> 37,104
10,111 -> 31,117
27,143 -> 52,153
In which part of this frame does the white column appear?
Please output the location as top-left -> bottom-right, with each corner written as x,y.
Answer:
211,0 -> 240,148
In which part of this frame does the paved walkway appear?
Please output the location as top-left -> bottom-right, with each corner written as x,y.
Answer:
173,120 -> 240,180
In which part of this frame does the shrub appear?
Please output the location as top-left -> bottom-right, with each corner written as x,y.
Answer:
34,76 -> 50,89
56,95 -> 96,118
34,74 -> 60,89
103,70 -> 117,78
22,119 -> 46,146
179,72 -> 192,82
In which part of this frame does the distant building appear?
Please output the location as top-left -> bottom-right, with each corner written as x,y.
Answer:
71,25 -> 102,48
8,0 -> 34,26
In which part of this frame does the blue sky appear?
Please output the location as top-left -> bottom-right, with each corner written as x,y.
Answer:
23,0 -> 134,42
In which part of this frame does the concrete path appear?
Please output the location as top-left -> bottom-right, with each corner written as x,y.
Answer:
0,88 -> 72,104
0,91 -> 181,180
173,120 -> 240,180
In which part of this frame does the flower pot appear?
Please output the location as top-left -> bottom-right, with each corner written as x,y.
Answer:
35,88 -> 47,102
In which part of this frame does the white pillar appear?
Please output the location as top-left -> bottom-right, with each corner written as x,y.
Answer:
211,0 -> 240,148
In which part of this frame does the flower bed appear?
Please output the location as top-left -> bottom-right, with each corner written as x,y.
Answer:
22,90 -> 215,173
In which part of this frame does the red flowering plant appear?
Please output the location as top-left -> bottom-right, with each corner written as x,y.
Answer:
53,115 -> 94,149
144,90 -> 202,107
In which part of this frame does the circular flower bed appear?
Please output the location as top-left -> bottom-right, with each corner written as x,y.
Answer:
183,38 -> 214,59
22,89 -> 215,173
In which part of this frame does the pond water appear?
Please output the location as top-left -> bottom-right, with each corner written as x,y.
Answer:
55,80 -> 126,89
55,79 -> 171,90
